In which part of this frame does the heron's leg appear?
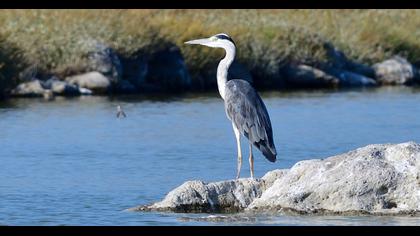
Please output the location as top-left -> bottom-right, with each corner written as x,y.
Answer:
233,125 -> 242,179
249,142 -> 254,179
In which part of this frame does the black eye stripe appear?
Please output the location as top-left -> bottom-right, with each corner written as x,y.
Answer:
215,34 -> 230,40
215,34 -> 235,45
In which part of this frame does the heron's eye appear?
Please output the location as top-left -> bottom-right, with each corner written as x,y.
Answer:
210,37 -> 218,41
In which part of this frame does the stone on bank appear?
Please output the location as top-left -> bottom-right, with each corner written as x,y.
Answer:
65,71 -> 111,94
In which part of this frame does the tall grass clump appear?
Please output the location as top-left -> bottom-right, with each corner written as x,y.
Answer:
0,9 -> 419,89
0,33 -> 27,98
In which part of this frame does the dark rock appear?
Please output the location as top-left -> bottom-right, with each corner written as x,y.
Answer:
324,43 -> 375,78
43,76 -> 80,96
144,44 -> 191,91
120,52 -> 148,89
284,64 -> 339,88
115,80 -> 137,94
81,39 -> 122,84
322,67 -> 377,87
18,65 -> 38,82
228,61 -> 253,84
337,71 -> 377,87
190,61 -> 253,91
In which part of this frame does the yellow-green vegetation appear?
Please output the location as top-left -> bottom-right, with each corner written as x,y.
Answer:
0,9 -> 419,92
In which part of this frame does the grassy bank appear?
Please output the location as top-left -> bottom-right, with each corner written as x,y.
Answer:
0,10 -> 419,93
0,34 -> 27,97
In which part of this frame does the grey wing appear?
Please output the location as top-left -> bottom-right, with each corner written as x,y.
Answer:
225,79 -> 277,162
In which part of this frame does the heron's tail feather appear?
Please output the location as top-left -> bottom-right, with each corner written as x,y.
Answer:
245,132 -> 277,162
260,145 -> 276,162
255,141 -> 276,162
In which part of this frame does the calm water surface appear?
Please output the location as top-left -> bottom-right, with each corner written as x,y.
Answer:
1,87 -> 420,225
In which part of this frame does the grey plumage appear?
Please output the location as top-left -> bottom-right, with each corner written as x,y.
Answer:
185,33 -> 277,179
224,79 -> 276,162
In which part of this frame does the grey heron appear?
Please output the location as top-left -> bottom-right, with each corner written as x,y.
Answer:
185,33 -> 277,179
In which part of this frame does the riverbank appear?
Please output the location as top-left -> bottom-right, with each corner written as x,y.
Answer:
131,142 -> 420,216
1,10 -> 420,99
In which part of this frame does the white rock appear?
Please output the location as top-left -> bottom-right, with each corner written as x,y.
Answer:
373,56 -> 415,85
248,142 -> 420,215
129,170 -> 286,213
131,142 -> 420,216
78,87 -> 93,95
11,80 -> 46,97
66,72 -> 111,94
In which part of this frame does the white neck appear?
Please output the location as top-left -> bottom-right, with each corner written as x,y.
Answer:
217,42 -> 236,100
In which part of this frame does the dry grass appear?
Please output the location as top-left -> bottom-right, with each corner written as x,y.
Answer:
0,9 -> 419,91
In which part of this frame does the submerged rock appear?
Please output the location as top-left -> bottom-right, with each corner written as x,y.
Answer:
132,142 -> 420,216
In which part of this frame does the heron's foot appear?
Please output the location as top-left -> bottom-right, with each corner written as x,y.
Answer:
249,169 -> 255,179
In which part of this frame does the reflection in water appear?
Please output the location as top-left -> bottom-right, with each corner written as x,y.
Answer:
176,213 -> 420,226
0,86 -> 420,225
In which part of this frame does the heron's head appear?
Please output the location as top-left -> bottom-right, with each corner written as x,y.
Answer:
184,33 -> 236,50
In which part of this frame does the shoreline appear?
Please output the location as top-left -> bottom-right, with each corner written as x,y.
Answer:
1,10 -> 420,100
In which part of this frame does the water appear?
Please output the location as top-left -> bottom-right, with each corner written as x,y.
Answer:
1,87 -> 420,225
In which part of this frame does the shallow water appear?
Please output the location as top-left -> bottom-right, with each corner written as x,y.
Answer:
1,87 -> 420,225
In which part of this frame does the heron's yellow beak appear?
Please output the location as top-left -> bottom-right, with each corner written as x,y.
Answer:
184,38 -> 212,46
